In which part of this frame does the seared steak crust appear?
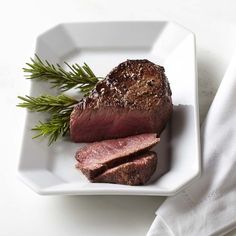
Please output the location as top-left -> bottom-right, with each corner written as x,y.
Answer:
70,60 -> 172,142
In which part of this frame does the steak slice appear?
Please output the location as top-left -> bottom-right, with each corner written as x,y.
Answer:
93,151 -> 157,185
70,59 -> 172,142
75,133 -> 159,180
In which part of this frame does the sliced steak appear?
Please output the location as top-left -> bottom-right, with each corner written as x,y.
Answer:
93,151 -> 157,185
75,133 -> 159,180
70,59 -> 172,142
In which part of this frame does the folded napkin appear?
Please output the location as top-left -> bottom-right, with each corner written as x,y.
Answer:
147,53 -> 236,236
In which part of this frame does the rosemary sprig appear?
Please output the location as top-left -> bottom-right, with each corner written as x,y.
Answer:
17,94 -> 78,145
23,55 -> 101,93
32,112 -> 71,145
17,94 -> 78,113
19,56 -> 102,144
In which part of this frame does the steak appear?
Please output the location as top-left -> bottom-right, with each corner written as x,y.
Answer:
93,151 -> 157,185
70,59 -> 172,142
75,133 -> 159,180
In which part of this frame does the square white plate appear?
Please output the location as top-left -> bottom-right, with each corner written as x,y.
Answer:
18,21 -> 200,196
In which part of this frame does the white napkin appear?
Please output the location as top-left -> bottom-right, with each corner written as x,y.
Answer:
147,53 -> 236,236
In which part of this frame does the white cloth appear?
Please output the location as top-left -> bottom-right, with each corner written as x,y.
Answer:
147,52 -> 236,236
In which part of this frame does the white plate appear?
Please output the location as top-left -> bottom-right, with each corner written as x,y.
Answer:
18,21 -> 200,196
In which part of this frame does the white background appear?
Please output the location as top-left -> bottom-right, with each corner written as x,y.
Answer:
1,0 -> 236,235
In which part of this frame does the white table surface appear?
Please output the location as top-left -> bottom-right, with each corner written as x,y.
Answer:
1,0 -> 236,235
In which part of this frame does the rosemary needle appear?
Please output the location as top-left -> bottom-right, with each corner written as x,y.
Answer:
18,56 -> 102,144
23,55 -> 102,93
17,94 -> 78,145
17,94 -> 78,113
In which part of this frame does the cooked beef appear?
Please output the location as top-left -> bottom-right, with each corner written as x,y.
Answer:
70,59 -> 172,142
93,151 -> 157,185
75,133 -> 159,180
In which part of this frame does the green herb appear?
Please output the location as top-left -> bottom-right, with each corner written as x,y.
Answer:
32,113 -> 72,145
19,56 -> 102,144
23,55 -> 102,93
17,94 -> 78,113
18,94 -> 78,145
